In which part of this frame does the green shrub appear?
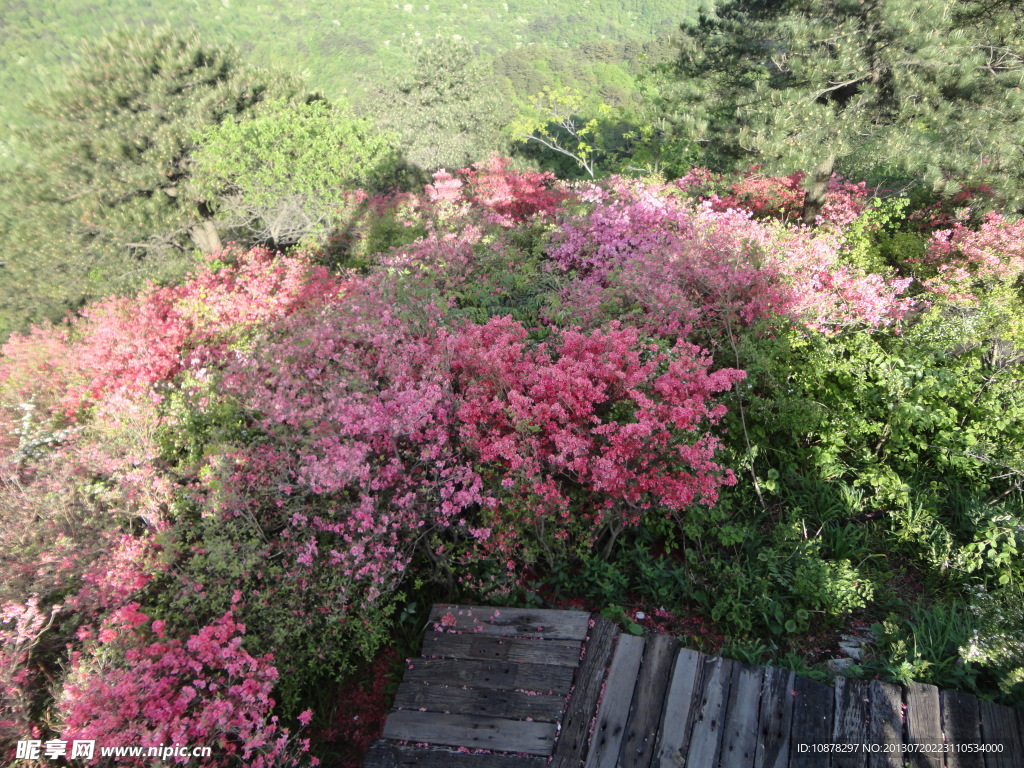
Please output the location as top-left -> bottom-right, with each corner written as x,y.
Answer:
864,601 -> 981,692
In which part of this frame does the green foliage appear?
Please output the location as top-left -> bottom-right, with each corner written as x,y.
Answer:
842,198 -> 915,274
512,88 -> 614,178
729,309 -> 1024,517
676,270 -> 1024,687
365,40 -> 515,172
447,225 -> 564,331
962,584 -> 1024,701
355,203 -> 431,268
152,373 -> 396,716
600,604 -> 646,636
863,602 -> 982,692
190,100 -> 403,249
663,0 -> 1024,207
0,0 -> 698,172
156,373 -> 260,469
610,63 -> 710,178
704,533 -> 877,638
0,26 -> 308,340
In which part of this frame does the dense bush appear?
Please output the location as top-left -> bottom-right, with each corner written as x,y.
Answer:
2,162 -> 1023,765
61,605 -> 311,767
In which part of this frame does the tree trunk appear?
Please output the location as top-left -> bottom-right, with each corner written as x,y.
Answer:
190,219 -> 223,254
801,154 -> 835,226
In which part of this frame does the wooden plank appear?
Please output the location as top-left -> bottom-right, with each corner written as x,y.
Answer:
550,616 -> 620,768
380,710 -> 557,755
754,667 -> 795,768
392,682 -> 565,722
941,690 -> 983,768
420,631 -> 582,668
719,661 -> 763,768
619,633 -> 679,768
585,634 -> 646,768
402,658 -> 574,694
833,677 -> 870,768
685,656 -> 735,768
653,648 -> 704,768
791,675 -> 834,768
867,680 -> 903,768
979,699 -> 1024,768
364,740 -> 547,768
428,604 -> 591,641
905,682 -> 943,768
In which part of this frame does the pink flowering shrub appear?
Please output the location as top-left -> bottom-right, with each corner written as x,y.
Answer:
327,157 -> 560,270
61,606 -> 311,766
426,154 -> 565,227
70,534 -> 166,615
675,167 -> 870,228
0,246 -> 347,736
157,281 -> 483,708
458,153 -> 566,225
917,212 -> 1024,302
0,410 -> 166,615
451,317 -> 744,571
377,225 -> 485,301
0,246 -> 339,421
219,281 -> 482,533
0,598 -> 59,757
548,177 -> 912,338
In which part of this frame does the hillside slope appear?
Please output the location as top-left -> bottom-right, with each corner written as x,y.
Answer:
0,0 -> 698,168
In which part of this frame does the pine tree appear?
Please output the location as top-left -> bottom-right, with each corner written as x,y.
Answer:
365,40 -> 513,173
0,26 -> 309,340
662,0 -> 1024,210
189,100 -> 402,250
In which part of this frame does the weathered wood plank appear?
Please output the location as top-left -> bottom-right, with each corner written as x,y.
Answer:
380,710 -> 557,755
754,667 -> 795,768
719,662 -> 763,768
364,740 -> 547,768
428,604 -> 591,641
905,682 -> 943,768
392,682 -> 565,722
791,675 -> 834,768
941,690 -> 983,768
420,631 -> 582,667
685,656 -> 735,768
833,677 -> 871,768
550,616 -> 619,768
979,699 -> 1024,768
653,648 -> 704,768
585,634 -> 646,768
402,658 -> 574,694
867,679 -> 903,768
619,633 -> 679,768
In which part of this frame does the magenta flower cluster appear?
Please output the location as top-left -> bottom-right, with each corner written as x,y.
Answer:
61,606 -> 311,766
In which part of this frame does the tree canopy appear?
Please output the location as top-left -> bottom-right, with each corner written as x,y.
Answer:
364,40 -> 514,173
0,26 -> 309,339
189,100 -> 403,249
661,0 -> 1024,207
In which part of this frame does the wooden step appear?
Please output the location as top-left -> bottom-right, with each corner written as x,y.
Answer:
420,630 -> 582,667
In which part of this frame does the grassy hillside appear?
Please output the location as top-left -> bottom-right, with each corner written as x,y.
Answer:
0,0 -> 698,168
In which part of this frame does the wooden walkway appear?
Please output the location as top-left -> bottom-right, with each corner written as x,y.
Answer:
364,605 -> 1024,768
